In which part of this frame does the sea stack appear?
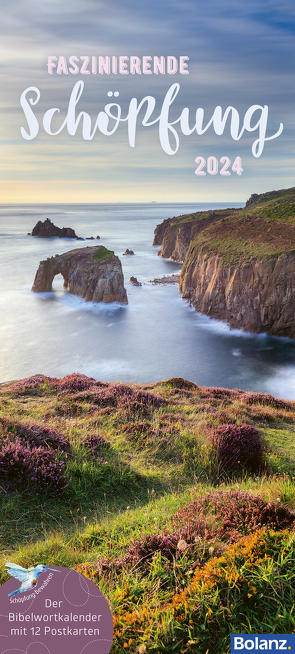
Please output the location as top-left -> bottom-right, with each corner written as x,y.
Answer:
31,246 -> 128,304
30,218 -> 81,239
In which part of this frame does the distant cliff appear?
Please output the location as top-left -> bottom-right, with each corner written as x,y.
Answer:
153,212 -> 224,261
32,246 -> 128,304
153,186 -> 295,338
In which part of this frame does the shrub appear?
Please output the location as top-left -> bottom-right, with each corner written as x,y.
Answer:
173,490 -> 295,542
101,384 -> 135,406
59,383 -> 133,406
80,435 -> 111,464
162,377 -> 198,391
55,384 -> 166,420
95,521 -> 210,577
119,390 -> 166,419
2,375 -> 58,396
0,417 -> 71,453
207,387 -> 233,398
212,423 -> 264,470
214,409 -> 236,424
21,424 -> 71,452
122,422 -> 151,435
120,533 -> 181,566
57,373 -> 99,392
82,434 -> 111,451
211,490 -> 295,537
0,438 -> 67,494
243,392 -> 292,411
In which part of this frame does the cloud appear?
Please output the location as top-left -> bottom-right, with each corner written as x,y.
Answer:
0,0 -> 293,201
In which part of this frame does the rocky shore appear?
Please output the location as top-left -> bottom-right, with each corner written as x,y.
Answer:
149,274 -> 180,285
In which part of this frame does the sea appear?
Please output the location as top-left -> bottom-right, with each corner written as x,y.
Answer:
1,202 -> 295,399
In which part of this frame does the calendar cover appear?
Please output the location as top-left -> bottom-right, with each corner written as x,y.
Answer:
0,2 -> 294,653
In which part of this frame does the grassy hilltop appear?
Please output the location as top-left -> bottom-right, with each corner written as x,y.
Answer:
163,186 -> 295,266
1,373 -> 295,652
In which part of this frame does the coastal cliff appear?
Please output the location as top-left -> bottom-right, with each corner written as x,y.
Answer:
153,211 -> 225,261
180,252 -> 295,338
32,246 -> 128,304
154,186 -> 295,338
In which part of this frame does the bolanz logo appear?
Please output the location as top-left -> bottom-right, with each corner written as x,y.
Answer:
231,634 -> 294,651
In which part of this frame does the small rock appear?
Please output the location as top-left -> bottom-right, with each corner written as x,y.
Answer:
129,276 -> 142,286
86,236 -> 95,240
149,274 -> 180,285
123,249 -> 135,255
96,235 -> 100,239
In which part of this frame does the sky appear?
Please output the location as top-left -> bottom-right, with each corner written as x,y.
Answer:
0,0 -> 294,203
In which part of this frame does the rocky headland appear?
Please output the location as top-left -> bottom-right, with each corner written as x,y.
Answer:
153,186 -> 295,338
31,246 -> 128,304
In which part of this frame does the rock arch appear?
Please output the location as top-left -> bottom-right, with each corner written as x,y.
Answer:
31,246 -> 128,304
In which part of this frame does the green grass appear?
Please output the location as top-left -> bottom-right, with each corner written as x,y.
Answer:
161,185 -> 295,266
92,246 -> 115,261
183,214 -> 295,266
1,375 -> 295,652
